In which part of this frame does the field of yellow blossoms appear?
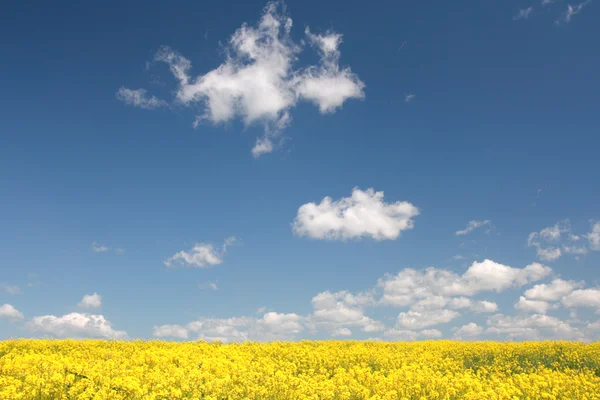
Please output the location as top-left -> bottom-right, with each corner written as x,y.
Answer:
1,340 -> 600,399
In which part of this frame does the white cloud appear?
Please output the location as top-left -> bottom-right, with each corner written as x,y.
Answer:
378,259 -> 551,307
294,27 -> 365,114
177,317 -> 253,342
148,256 -> 600,341
292,188 -> 419,241
395,309 -> 460,330
562,245 -> 589,256
562,289 -> 600,309
0,304 -> 24,320
527,219 -> 588,261
404,94 -> 415,103
153,324 -> 189,339
473,300 -> 499,313
27,313 -> 127,339
383,328 -> 441,340
420,329 -> 442,338
115,248 -> 126,255
534,245 -> 562,261
165,237 -> 235,268
308,290 -> 384,334
91,241 -> 109,253
486,314 -> 582,340
557,0 -> 592,24
77,292 -> 102,309
405,295 -> 497,314
587,321 -> 600,331
332,327 -> 352,337
586,222 -> 600,250
528,220 -> 600,261
455,220 -> 492,236
453,323 -> 483,338
116,87 -> 168,109
155,312 -> 304,342
462,260 -> 551,292
146,3 -> 364,156
382,329 -> 418,340
513,7 -> 534,20
515,296 -> 550,314
542,0 -> 556,5
452,255 -> 465,261
255,312 -> 304,340
199,282 -> 218,290
0,283 -> 22,295
251,138 -> 274,158
524,279 -> 582,301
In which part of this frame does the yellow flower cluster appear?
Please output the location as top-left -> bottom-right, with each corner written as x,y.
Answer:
1,340 -> 599,399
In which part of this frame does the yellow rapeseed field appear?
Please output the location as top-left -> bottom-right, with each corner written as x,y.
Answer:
1,340 -> 599,399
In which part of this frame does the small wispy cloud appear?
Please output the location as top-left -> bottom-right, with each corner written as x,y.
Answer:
0,283 -> 22,295
514,7 -> 534,20
404,94 -> 415,103
199,282 -> 218,290
456,220 -> 492,236
556,0 -> 592,24
542,0 -> 556,5
116,88 -> 168,110
91,242 -> 124,254
165,237 -> 237,268
528,220 -> 599,261
91,242 -> 109,253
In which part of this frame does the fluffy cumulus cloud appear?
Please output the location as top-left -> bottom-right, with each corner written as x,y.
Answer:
77,292 -> 102,309
154,312 -> 304,342
527,220 -> 599,262
292,188 -> 419,241
186,317 -> 254,342
27,313 -> 127,339
453,323 -> 483,339
394,309 -> 460,330
147,256 -> 600,341
153,324 -> 189,339
0,304 -> 24,320
378,259 -> 550,307
562,289 -> 600,310
121,2 -> 364,156
515,296 -> 551,314
116,88 -> 168,109
307,290 -> 384,335
383,328 -> 442,341
332,328 -> 352,337
455,220 -> 492,236
255,312 -> 304,340
486,314 -> 582,340
165,237 -> 236,268
524,279 -> 583,301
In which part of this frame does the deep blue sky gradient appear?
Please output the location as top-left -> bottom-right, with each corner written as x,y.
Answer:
1,0 -> 599,339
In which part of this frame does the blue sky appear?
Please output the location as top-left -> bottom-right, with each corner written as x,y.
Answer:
1,0 -> 599,341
